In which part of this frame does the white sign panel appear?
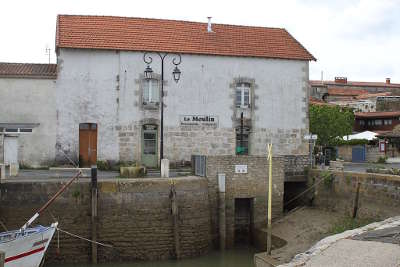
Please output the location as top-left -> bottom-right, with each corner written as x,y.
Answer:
235,165 -> 248,174
304,134 -> 318,140
180,115 -> 218,127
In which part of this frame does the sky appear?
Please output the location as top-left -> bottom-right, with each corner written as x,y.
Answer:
0,0 -> 399,82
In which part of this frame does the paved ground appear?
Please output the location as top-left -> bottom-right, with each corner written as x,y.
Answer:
342,162 -> 400,172
305,239 -> 400,267
277,216 -> 400,267
1,168 -> 191,182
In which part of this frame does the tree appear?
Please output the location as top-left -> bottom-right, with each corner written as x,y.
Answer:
309,104 -> 354,147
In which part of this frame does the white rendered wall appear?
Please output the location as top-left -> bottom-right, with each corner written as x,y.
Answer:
0,78 -> 56,167
56,48 -> 309,163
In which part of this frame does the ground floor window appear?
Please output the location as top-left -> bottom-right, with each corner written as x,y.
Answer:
236,126 -> 250,155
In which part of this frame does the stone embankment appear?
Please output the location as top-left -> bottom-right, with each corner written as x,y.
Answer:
0,176 -> 211,263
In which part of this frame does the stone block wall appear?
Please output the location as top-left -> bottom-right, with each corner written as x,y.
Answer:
116,124 -> 140,163
164,126 -> 235,162
283,155 -> 309,179
337,145 -> 385,163
0,176 -> 211,263
376,97 -> 400,111
309,170 -> 400,219
365,145 -> 385,162
251,128 -> 309,156
337,145 -> 352,162
205,155 -> 284,248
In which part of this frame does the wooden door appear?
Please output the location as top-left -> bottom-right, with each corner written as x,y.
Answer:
79,123 -> 97,167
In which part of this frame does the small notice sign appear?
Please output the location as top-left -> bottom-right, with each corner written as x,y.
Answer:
235,165 -> 248,174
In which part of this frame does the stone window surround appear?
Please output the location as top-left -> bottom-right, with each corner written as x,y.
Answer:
230,77 -> 257,112
135,73 -> 163,110
230,77 -> 258,155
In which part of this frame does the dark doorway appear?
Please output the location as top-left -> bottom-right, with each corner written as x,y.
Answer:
283,181 -> 308,211
234,198 -> 253,245
79,123 -> 98,167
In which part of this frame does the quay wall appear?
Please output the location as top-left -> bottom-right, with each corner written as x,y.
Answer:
206,155 -> 284,248
0,176 -> 211,263
309,170 -> 400,219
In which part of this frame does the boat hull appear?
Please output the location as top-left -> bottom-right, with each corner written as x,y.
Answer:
0,223 -> 57,267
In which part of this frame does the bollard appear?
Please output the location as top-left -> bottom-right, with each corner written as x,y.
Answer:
0,250 -> 5,267
161,159 -> 170,178
218,173 -> 226,250
91,165 -> 98,263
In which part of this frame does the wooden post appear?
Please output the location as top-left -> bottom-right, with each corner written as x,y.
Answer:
170,180 -> 181,259
0,250 -> 5,267
352,181 -> 361,219
218,173 -> 226,250
91,166 -> 98,264
267,144 -> 273,255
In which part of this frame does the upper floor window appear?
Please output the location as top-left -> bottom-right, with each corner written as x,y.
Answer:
235,83 -> 251,108
143,78 -> 160,105
384,119 -> 392,125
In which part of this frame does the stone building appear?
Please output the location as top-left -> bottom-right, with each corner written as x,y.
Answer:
0,15 -> 315,168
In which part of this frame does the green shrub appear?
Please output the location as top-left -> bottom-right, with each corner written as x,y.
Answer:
335,139 -> 369,146
376,156 -> 388,164
329,217 -> 376,235
321,171 -> 335,189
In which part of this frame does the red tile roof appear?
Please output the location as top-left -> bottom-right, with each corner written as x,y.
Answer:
355,111 -> 400,119
355,92 -> 391,99
310,80 -> 400,89
0,63 -> 57,79
328,87 -> 368,96
56,15 -> 316,61
309,96 -> 334,106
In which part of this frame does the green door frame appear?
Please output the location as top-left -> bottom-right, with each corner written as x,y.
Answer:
141,124 -> 158,168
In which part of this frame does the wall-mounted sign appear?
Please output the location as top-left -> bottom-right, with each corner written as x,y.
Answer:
304,134 -> 318,140
180,115 -> 218,127
235,165 -> 248,174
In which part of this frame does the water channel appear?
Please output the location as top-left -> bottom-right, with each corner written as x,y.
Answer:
45,247 -> 257,267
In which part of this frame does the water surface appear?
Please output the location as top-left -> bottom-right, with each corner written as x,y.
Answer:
46,247 -> 256,267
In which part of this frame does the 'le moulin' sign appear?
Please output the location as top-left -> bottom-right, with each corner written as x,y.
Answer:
180,115 -> 219,127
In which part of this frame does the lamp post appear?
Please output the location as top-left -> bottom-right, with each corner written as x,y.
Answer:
143,52 -> 182,165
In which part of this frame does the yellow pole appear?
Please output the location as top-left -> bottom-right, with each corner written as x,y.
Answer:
267,143 -> 273,255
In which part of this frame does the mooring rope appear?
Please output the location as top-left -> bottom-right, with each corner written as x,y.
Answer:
57,227 -> 113,248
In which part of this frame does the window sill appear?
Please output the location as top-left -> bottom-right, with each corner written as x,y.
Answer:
142,102 -> 160,110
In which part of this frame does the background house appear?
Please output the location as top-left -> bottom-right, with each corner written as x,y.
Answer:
0,63 -> 57,168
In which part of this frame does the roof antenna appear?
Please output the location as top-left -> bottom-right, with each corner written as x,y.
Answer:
207,17 -> 213,33
45,45 -> 51,64
321,70 -> 324,81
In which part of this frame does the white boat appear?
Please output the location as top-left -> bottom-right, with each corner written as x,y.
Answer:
0,222 -> 58,267
0,171 -> 81,267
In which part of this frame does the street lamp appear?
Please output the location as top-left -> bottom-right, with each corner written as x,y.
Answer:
143,52 -> 182,165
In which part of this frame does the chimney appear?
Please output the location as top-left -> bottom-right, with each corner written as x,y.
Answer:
207,17 -> 213,33
335,77 -> 347,84
386,78 -> 391,84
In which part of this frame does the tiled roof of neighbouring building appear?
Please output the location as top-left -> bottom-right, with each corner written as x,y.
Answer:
328,87 -> 368,96
355,111 -> 400,118
0,63 -> 57,78
310,80 -> 400,89
56,15 -> 316,61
